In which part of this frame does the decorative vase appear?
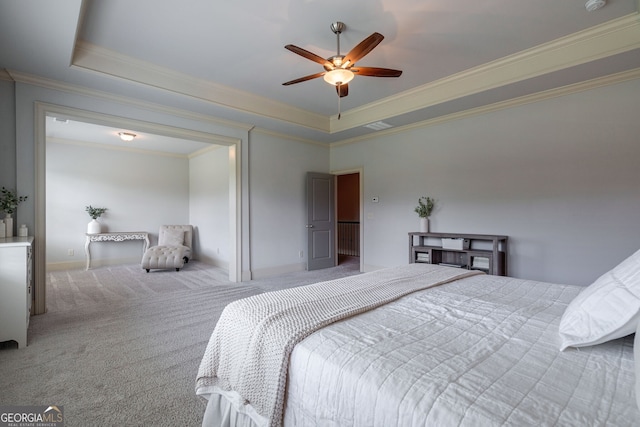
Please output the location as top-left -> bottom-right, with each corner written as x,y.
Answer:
4,214 -> 13,238
420,217 -> 430,233
87,219 -> 102,234
0,219 -> 5,238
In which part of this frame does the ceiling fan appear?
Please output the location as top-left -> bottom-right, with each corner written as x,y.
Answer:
283,22 -> 402,101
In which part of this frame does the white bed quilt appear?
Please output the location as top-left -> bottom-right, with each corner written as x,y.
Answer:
283,274 -> 639,426
197,264 -> 480,427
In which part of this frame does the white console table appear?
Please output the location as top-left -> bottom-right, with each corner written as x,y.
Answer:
85,232 -> 150,270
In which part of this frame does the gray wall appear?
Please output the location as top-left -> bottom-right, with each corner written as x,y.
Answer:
189,146 -> 230,268
332,78 -> 640,286
0,79 -> 16,191
249,131 -> 330,278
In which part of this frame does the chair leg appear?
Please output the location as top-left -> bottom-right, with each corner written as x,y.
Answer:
183,256 -> 189,263
145,269 -> 150,273
176,268 -> 180,272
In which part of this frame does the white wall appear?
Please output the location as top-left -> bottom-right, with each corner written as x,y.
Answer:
331,78 -> 640,286
249,131 -> 330,278
46,140 -> 189,268
189,146 -> 230,268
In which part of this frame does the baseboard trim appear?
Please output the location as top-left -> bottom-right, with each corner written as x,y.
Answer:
250,262 -> 306,280
362,263 -> 386,273
197,255 -> 229,270
47,257 -> 142,271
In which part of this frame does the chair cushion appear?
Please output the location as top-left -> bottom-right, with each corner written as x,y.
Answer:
159,229 -> 184,247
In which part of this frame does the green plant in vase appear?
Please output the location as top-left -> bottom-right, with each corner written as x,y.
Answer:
414,196 -> 435,232
0,187 -> 28,216
86,205 -> 107,220
0,187 -> 28,238
86,205 -> 107,234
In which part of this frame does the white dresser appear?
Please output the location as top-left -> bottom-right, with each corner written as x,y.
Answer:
0,236 -> 34,348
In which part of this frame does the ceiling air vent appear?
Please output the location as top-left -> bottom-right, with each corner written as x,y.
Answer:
585,0 -> 606,12
364,121 -> 393,131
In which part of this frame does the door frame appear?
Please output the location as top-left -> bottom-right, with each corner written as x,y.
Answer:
332,167 -> 364,273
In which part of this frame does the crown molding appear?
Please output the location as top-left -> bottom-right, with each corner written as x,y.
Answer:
330,12 -> 640,132
331,67 -> 640,148
77,13 -> 640,136
0,69 -> 13,82
9,69 -> 324,146
72,41 -> 329,133
8,69 -> 257,135
188,143 -> 226,160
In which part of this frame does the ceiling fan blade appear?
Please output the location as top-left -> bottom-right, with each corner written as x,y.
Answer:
285,44 -> 332,67
343,32 -> 384,65
336,84 -> 349,98
351,67 -> 403,77
282,72 -> 326,86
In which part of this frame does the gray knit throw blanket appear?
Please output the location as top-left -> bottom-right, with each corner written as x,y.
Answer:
196,264 -> 481,427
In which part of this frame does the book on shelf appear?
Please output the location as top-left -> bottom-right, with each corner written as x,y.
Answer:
416,253 -> 430,262
472,256 -> 490,269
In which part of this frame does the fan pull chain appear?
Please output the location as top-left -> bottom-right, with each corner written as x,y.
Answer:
337,84 -> 342,120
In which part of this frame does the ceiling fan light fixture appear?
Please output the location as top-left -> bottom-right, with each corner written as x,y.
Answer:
118,132 -> 137,142
323,68 -> 354,86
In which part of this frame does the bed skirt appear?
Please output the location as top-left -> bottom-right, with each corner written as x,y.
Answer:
199,386 -> 264,427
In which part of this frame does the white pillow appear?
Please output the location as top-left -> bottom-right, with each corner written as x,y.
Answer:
558,248 -> 640,351
159,229 -> 184,247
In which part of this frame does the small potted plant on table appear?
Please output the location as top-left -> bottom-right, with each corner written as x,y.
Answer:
86,205 -> 107,234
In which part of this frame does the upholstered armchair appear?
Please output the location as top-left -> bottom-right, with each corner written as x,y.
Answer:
141,225 -> 193,272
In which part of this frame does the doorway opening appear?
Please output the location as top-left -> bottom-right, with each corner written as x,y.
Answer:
33,103 -> 241,314
336,171 -> 361,270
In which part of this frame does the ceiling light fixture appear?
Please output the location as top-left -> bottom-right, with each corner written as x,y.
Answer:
323,68 -> 354,86
118,132 -> 136,142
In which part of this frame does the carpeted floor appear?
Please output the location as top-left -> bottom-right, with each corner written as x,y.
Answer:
0,257 -> 360,426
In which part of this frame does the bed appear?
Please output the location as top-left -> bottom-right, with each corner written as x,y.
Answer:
196,250 -> 640,427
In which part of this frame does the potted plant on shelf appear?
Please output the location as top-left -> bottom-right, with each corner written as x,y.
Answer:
414,196 -> 435,233
86,205 -> 107,234
0,187 -> 28,238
